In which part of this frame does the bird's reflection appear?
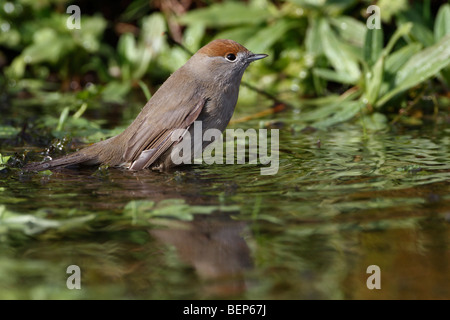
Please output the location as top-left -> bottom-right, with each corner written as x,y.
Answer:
32,166 -> 254,296
150,214 -> 252,295
122,168 -> 253,295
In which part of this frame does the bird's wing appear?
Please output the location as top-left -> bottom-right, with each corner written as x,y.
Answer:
124,92 -> 207,170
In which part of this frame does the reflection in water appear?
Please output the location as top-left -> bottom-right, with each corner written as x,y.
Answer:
1,124 -> 449,299
72,168 -> 254,295
45,168 -> 255,295
150,215 -> 253,296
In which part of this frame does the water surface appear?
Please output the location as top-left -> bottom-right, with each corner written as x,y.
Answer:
0,117 -> 449,299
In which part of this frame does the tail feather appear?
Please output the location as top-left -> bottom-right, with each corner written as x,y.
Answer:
24,136 -> 124,172
23,151 -> 98,171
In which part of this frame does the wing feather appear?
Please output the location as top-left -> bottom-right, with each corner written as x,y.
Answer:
125,94 -> 207,170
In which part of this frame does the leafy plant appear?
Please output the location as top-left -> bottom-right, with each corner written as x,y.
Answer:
0,154 -> 11,171
297,2 -> 450,128
5,12 -> 107,80
124,199 -> 239,223
1,0 -> 449,136
103,13 -> 168,102
178,1 -> 450,129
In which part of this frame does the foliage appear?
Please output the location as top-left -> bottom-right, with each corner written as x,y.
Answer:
124,199 -> 240,222
0,153 -> 10,170
0,204 -> 95,235
0,0 -> 449,142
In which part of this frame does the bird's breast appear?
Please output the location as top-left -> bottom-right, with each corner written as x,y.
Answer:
201,92 -> 238,133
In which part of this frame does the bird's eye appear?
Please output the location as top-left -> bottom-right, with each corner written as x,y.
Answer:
225,53 -> 237,62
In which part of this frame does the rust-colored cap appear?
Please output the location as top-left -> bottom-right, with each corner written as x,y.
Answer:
197,39 -> 250,57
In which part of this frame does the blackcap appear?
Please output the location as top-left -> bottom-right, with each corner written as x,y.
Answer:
24,39 -> 267,171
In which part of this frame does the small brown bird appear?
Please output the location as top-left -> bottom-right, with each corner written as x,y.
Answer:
24,39 -> 267,171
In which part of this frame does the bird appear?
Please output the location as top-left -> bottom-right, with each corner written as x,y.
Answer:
24,39 -> 267,172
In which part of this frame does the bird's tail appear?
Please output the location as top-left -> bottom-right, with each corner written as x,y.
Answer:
23,151 -> 95,171
23,135 -> 125,171
23,140 -> 110,171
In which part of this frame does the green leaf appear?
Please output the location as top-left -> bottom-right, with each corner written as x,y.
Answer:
384,43 -> 422,74
364,23 -> 413,105
299,96 -> 349,121
159,47 -> 190,73
0,205 -> 95,235
22,28 -> 74,65
38,170 -> 53,176
364,55 -> 384,106
139,13 -> 167,55
319,19 -> 361,83
131,47 -> 152,80
298,94 -> 347,107
0,126 -> 20,139
179,2 -> 270,27
289,0 -> 356,15
305,18 -> 322,56
0,154 -> 11,171
245,19 -> 299,53
312,100 -> 364,129
331,16 -> 367,48
183,22 -> 206,53
287,0 -> 322,9
124,199 -> 239,223
124,200 -> 155,225
138,80 -> 152,101
73,103 -> 88,119
0,27 -> 20,48
382,22 -> 412,57
434,4 -> 450,43
313,68 -> 355,84
56,107 -> 70,132
377,0 -> 408,22
6,56 -> 26,78
378,43 -> 422,98
77,15 -> 107,52
117,33 -> 138,64
116,13 -> 167,81
376,34 -> 450,107
101,81 -> 131,103
397,11 -> 434,47
216,25 -> 262,46
117,34 -> 151,81
364,28 -> 384,67
362,27 -> 385,106
363,112 -> 388,131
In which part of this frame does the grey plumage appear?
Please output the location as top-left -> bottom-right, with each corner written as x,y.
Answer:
24,39 -> 267,172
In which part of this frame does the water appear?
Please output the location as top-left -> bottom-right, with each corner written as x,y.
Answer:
0,118 -> 449,299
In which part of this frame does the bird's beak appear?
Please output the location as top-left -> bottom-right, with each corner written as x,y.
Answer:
247,53 -> 268,62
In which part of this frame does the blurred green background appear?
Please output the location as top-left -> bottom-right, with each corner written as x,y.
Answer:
0,0 -> 449,147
